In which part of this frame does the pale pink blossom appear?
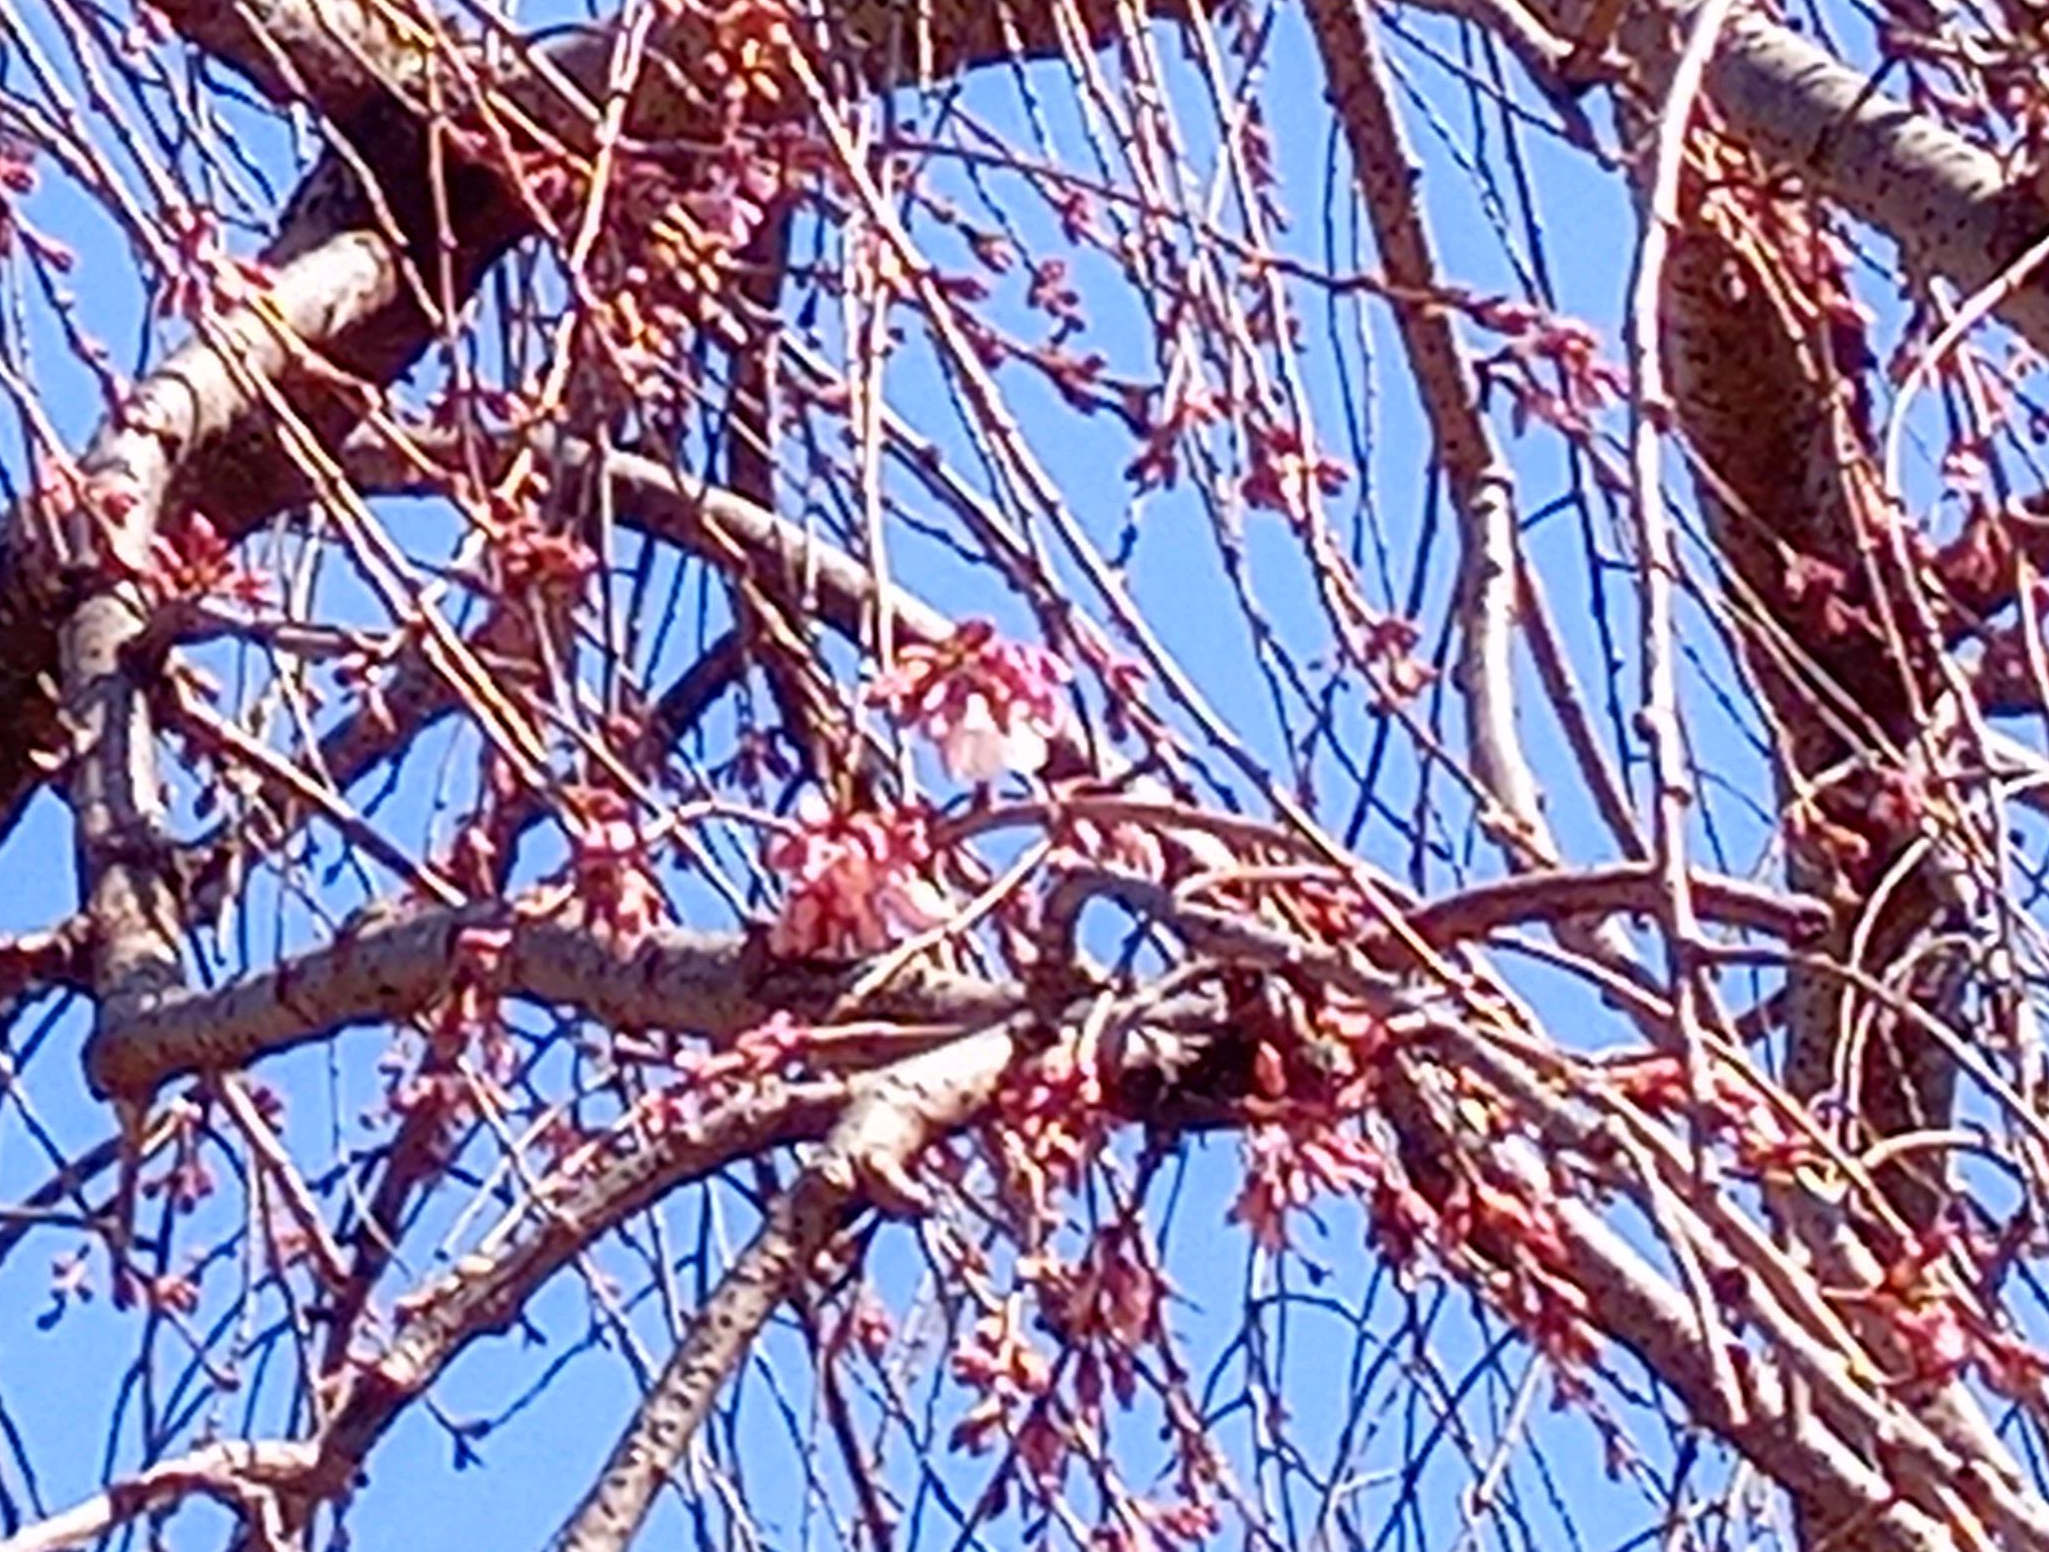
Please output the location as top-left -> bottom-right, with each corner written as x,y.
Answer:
868,620 -> 1071,781
936,691 -> 1051,782
764,798 -> 949,957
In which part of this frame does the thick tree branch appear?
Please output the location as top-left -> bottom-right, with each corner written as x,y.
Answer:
0,1441 -> 327,1552
86,850 -> 1830,1106
0,230 -> 403,838
83,908 -> 1021,1101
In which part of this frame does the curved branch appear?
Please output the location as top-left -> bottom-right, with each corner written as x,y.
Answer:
321,1075 -> 847,1464
84,908 -> 1022,1101
549,1025 -> 1020,1552
0,229 -> 403,838
0,1441 -> 325,1552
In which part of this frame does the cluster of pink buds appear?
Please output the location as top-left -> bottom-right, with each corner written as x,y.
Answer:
159,205 -> 271,322
607,151 -> 785,325
838,1289 -> 894,1361
948,1294 -> 1052,1453
435,923 -> 516,1075
1027,1228 -> 1160,1411
1091,1498 -> 1221,1551
681,0 -> 795,109
0,134 -> 32,253
142,1095 -> 217,1211
1469,295 -> 1625,435
1240,419 -> 1348,526
1607,1054 -> 1818,1177
1857,1222 -> 2049,1395
1231,1121 -> 1383,1250
484,501 -> 596,603
1126,375 -> 1224,491
567,789 -> 665,943
867,620 -> 1072,782
763,797 -> 949,957
147,509 -> 269,606
986,1042 -> 1106,1222
141,1271 -> 201,1315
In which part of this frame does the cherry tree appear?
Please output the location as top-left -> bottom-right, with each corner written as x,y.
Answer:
2,0 -> 2048,1545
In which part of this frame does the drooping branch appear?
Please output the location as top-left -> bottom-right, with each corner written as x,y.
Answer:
1397,1023 -> 2049,1550
320,1075 -> 848,1464
1304,0 -> 1547,863
549,1024 -> 1020,1552
1302,0 -> 1668,1044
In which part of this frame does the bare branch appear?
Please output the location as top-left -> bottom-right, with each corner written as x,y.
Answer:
0,1441 -> 324,1552
550,1025 -> 1019,1552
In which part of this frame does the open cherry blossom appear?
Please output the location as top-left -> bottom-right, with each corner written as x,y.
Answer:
867,620 -> 1072,781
